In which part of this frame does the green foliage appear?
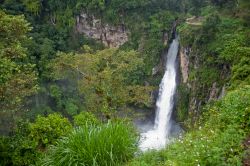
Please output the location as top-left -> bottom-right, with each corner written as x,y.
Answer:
0,114 -> 73,166
74,111 -> 100,126
214,21 -> 250,87
0,120 -> 39,166
0,10 -> 38,136
178,3 -> 250,125
238,0 -> 250,26
26,105 -> 54,120
197,13 -> 221,44
39,121 -> 138,166
178,23 -> 199,47
0,136 -> 12,166
219,33 -> 246,62
138,11 -> 176,75
149,11 -> 176,33
65,99 -> 79,116
188,0 -> 207,15
0,10 -> 38,111
0,0 -> 179,121
50,49 -> 154,116
131,86 -> 250,165
22,0 -> 42,15
49,84 -> 62,100
176,84 -> 190,123
45,82 -> 84,118
127,150 -> 166,166
231,55 -> 250,87
210,0 -> 237,8
29,113 -> 72,148
198,67 -> 219,86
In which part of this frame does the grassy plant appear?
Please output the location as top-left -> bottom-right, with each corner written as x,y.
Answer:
39,121 -> 138,166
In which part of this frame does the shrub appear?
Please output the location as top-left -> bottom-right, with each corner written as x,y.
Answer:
39,121 -> 138,166
73,111 -> 100,126
0,121 -> 39,166
29,113 -> 72,149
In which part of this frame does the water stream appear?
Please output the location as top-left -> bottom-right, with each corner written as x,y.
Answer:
139,37 -> 179,151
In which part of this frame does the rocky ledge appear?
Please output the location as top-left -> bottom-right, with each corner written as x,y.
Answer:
76,13 -> 129,48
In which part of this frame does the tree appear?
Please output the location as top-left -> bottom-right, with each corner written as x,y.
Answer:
22,0 -> 42,15
0,11 -> 38,135
50,48 -> 154,117
0,11 -> 38,112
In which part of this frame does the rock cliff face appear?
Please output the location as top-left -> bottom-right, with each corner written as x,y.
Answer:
208,82 -> 220,101
179,47 -> 189,83
177,45 -> 227,126
76,13 -> 129,48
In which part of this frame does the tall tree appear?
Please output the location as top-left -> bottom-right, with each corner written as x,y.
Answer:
0,11 -> 38,133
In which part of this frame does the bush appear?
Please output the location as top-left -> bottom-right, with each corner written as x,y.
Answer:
29,113 -> 72,149
0,121 -> 39,166
39,121 -> 138,166
73,111 -> 100,126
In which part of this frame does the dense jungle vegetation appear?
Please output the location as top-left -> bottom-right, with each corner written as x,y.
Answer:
0,0 -> 249,165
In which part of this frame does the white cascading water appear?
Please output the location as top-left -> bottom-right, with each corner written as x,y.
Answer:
139,38 -> 179,151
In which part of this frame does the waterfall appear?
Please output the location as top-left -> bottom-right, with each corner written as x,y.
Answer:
139,37 -> 179,151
